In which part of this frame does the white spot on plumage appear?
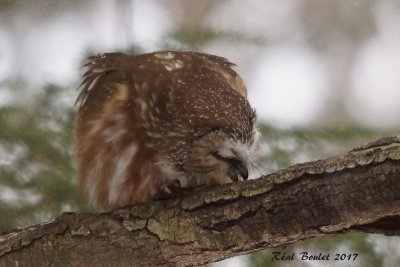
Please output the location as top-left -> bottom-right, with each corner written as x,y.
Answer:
154,52 -> 185,72
92,68 -> 106,74
138,100 -> 148,114
164,65 -> 173,72
155,51 -> 175,60
174,60 -> 184,69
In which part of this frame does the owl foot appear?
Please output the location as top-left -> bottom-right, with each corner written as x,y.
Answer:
156,179 -> 182,200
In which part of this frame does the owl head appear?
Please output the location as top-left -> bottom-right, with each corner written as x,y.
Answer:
180,126 -> 259,187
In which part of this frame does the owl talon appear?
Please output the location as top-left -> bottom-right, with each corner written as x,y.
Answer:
157,180 -> 182,200
162,185 -> 172,195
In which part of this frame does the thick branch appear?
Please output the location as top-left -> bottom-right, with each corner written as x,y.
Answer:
1,146 -> 400,267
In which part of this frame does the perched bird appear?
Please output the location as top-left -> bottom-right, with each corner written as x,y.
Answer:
75,51 -> 259,210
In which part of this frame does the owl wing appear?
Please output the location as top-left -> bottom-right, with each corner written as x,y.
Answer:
75,53 -> 133,109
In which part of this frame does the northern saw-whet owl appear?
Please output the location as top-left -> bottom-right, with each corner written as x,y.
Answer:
75,51 -> 259,210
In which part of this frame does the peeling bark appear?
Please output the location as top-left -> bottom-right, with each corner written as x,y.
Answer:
1,145 -> 400,267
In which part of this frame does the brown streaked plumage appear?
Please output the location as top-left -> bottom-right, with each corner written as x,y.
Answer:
75,51 -> 259,210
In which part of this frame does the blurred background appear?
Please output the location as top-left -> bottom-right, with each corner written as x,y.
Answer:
0,0 -> 399,266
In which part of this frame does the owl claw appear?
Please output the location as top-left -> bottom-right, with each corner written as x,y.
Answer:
157,180 -> 182,200
162,185 -> 173,194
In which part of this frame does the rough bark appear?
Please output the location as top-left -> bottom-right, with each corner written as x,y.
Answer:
1,145 -> 400,267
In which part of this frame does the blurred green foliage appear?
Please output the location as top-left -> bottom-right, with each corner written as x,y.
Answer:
166,27 -> 265,49
0,85 -> 93,231
257,124 -> 394,173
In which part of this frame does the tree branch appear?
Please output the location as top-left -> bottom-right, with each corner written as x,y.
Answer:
1,145 -> 400,267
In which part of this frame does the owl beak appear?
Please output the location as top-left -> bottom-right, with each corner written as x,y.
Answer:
227,162 -> 248,182
237,163 -> 248,181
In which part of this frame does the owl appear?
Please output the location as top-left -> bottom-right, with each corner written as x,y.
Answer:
75,51 -> 259,210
